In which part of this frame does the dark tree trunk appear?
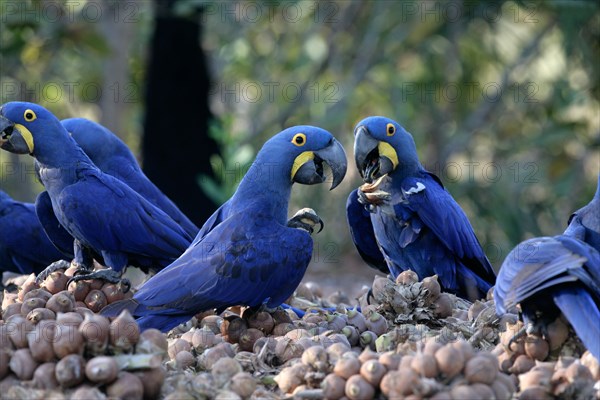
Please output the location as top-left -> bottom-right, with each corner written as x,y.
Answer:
142,2 -> 218,226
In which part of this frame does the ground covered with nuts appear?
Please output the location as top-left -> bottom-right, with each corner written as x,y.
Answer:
1,267 -> 599,399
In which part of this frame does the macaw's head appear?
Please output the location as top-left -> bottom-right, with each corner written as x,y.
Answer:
257,125 -> 347,190
0,102 -> 66,157
353,116 -> 420,183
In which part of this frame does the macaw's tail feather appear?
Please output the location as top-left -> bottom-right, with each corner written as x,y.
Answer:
100,298 -> 140,318
136,314 -> 192,333
553,286 -> 600,360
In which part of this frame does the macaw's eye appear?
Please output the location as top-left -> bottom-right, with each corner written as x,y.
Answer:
24,109 -> 37,122
386,123 -> 395,136
292,133 -> 306,146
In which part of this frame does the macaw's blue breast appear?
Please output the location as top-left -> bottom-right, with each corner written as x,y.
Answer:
370,206 -> 458,290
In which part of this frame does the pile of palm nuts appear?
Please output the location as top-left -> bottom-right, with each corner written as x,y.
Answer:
1,268 -> 166,399
1,267 -> 599,399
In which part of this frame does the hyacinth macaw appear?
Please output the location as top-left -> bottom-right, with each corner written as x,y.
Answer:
347,116 -> 496,301
494,235 -> 600,359
62,118 -> 198,238
495,176 -> 600,359
0,102 -> 194,283
101,126 -> 347,331
0,190 -> 65,274
33,118 -> 200,272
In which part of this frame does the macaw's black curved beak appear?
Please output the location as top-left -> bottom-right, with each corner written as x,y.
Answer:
354,125 -> 396,183
293,138 -> 347,190
0,116 -> 33,154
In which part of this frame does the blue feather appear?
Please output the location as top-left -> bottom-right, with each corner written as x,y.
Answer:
62,118 -> 199,238
495,234 -> 600,359
0,190 -> 65,274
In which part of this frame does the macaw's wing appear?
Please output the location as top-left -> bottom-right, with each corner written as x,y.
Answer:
0,200 -> 65,274
494,236 -> 588,314
553,286 -> 600,359
106,159 -> 199,238
133,176 -> 199,238
191,201 -> 232,246
57,172 -> 192,265
133,209 -> 313,315
556,235 -> 600,295
400,174 -> 496,284
346,189 -> 388,274
35,191 -> 74,258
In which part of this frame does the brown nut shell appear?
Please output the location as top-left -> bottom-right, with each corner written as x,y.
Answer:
229,371 -> 257,398
26,307 -> 56,324
434,344 -> 465,379
410,353 -> 438,378
45,291 -> 75,314
464,355 -> 498,384
396,270 -> 418,285
43,271 -> 69,294
85,356 -> 119,383
135,367 -> 166,400
360,359 -> 387,386
84,290 -> 108,313
109,309 -> 140,353
102,283 -> 125,303
53,322 -> 84,358
9,348 -> 38,380
79,313 -> 110,355
345,374 -> 375,400
106,371 -> 144,400
334,354 -> 361,379
68,280 -> 91,302
322,373 -> 346,400
137,328 -> 168,355
28,320 -> 56,362
55,353 -> 85,388
32,362 -> 59,389
20,297 -> 47,316
524,335 -> 549,361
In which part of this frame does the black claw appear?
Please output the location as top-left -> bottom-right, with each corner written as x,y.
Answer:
287,209 -> 324,235
507,325 -> 528,350
66,269 -> 123,288
366,287 -> 375,305
120,279 -> 131,294
35,259 -> 72,284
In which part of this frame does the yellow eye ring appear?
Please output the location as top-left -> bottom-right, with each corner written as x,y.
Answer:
24,109 -> 37,122
292,133 -> 306,146
386,123 -> 396,136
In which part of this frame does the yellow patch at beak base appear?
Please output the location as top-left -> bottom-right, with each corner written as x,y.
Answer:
14,123 -> 35,153
291,151 -> 315,180
377,142 -> 398,169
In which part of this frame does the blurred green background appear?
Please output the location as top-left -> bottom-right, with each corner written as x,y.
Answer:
1,1 -> 599,289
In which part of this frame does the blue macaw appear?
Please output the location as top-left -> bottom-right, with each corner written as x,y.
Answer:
347,116 -> 496,301
494,235 -> 600,359
61,118 -> 198,238
32,118 -> 200,270
495,176 -> 600,359
101,126 -> 347,331
0,102 -> 194,283
0,190 -> 65,274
